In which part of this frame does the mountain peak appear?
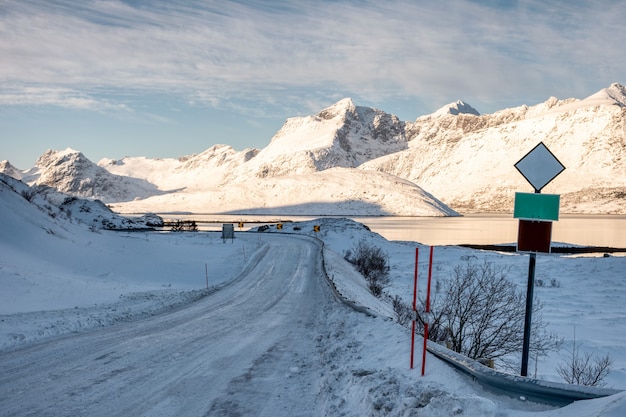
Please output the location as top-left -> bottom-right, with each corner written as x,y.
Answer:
316,98 -> 356,120
432,100 -> 480,117
583,82 -> 626,107
0,160 -> 22,179
35,148 -> 86,168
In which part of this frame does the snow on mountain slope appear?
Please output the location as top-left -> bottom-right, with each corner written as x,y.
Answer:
5,83 -> 624,215
111,167 -> 458,216
100,144 -> 259,191
584,82 -> 626,107
222,98 -> 408,183
23,148 -> 164,203
432,99 -> 480,117
363,83 -> 626,213
0,160 -> 22,180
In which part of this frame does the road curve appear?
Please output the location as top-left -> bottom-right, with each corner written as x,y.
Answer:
0,234 -> 333,417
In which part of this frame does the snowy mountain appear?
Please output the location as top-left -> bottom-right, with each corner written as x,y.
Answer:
3,83 -> 624,215
363,83 -> 626,213
221,98 -> 408,183
3,106 -> 453,215
0,160 -> 21,180
19,148 -> 164,203
431,99 -> 480,117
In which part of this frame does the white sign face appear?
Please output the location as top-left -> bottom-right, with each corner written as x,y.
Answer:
514,142 -> 565,192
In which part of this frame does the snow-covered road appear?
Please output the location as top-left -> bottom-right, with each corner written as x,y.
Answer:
0,234 -> 333,416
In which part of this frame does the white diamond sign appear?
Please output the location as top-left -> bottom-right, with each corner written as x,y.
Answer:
515,142 -> 565,192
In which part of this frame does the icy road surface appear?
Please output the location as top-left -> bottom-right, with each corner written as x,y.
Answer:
0,234 -> 331,416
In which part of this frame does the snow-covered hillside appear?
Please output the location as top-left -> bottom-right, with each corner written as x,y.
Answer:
113,167 -> 457,216
0,174 -> 158,231
2,83 -> 624,215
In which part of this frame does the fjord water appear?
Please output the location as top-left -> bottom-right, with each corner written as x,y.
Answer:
353,214 -> 626,247
158,214 -> 626,247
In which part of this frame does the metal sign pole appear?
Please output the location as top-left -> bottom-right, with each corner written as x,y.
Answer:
521,251 -> 536,376
521,187 -> 541,377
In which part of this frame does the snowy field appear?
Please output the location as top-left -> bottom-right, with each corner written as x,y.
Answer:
1,183 -> 625,415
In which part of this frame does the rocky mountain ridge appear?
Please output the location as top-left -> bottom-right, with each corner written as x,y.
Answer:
19,149 -> 164,202
220,98 -> 410,184
366,83 -> 625,212
2,83 -> 624,215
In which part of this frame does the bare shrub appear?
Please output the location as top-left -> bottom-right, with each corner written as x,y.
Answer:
557,333 -> 613,387
21,189 -> 35,202
344,240 -> 390,297
392,295 -> 413,327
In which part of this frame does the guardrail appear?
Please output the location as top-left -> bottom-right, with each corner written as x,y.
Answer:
425,341 -> 622,407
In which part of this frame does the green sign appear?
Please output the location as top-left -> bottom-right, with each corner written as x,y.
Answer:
514,192 -> 560,221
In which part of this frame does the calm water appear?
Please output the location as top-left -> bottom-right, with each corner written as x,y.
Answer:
154,213 -> 626,247
353,214 -> 626,247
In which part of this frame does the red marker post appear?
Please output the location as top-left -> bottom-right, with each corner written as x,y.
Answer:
421,246 -> 434,376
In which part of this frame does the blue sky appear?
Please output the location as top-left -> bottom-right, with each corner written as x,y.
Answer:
1,0 -> 624,169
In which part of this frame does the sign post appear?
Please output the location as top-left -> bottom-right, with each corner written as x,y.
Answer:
514,142 -> 565,377
221,224 -> 235,243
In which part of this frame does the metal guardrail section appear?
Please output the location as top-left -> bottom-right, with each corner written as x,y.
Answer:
425,341 -> 622,407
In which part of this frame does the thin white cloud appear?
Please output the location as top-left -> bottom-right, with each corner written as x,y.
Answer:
0,87 -> 131,112
1,0 -> 624,115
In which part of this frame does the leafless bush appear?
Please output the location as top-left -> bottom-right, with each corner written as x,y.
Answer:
21,189 -> 35,202
344,240 -> 390,297
392,295 -> 413,327
557,335 -> 613,387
